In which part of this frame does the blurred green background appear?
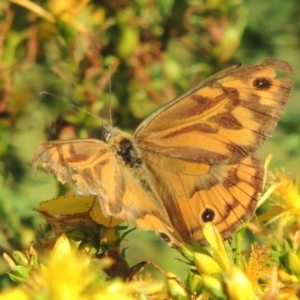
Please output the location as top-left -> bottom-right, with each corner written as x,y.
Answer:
0,0 -> 299,289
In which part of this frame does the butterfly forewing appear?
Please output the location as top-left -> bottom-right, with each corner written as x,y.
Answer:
33,139 -> 124,209
134,59 -> 293,165
32,138 -> 182,245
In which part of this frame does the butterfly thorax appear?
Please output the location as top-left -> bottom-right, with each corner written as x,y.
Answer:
104,126 -> 142,168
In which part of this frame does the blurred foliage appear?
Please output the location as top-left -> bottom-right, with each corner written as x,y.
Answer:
0,0 -> 299,297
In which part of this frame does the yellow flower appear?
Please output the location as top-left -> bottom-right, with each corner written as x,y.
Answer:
201,275 -> 226,299
270,170 -> 300,210
0,287 -> 30,300
30,234 -> 112,299
278,269 -> 298,284
225,266 -> 255,300
1,234 -> 164,299
11,0 -> 105,33
244,245 -> 272,294
166,272 -> 190,299
202,222 -> 232,270
283,249 -> 300,277
193,252 -> 222,275
259,170 -> 300,237
4,246 -> 39,284
190,223 -> 257,299
263,267 -> 299,300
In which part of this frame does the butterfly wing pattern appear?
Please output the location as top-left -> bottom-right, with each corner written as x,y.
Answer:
32,59 -> 293,248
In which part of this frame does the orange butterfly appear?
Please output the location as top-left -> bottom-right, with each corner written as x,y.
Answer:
32,59 -> 293,248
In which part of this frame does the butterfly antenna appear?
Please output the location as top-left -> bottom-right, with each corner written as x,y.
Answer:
108,65 -> 113,126
39,92 -> 104,123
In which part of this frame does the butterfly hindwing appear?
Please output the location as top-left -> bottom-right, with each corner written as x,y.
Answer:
141,150 -> 264,245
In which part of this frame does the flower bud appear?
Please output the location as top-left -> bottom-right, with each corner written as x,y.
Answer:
194,252 -> 222,275
225,266 -> 255,300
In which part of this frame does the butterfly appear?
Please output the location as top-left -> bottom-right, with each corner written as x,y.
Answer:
32,59 -> 293,248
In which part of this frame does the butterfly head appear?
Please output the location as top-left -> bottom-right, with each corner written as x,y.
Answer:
102,124 -> 122,143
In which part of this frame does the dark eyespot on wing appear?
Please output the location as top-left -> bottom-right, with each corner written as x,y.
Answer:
253,77 -> 272,90
202,208 -> 215,222
158,232 -> 171,243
